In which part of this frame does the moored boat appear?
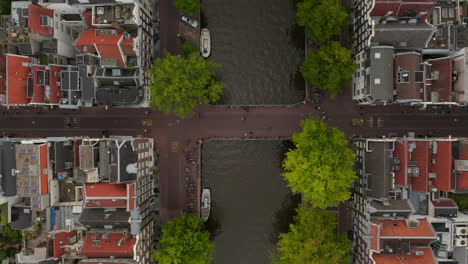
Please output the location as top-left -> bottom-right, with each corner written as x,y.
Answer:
201,188 -> 211,221
200,28 -> 211,58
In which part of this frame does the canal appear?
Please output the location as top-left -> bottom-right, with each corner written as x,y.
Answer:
201,0 -> 305,105
202,140 -> 299,264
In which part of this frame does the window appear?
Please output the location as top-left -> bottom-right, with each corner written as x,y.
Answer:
30,155 -> 37,161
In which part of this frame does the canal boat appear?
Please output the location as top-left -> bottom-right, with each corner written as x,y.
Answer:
200,28 -> 211,58
201,188 -> 211,221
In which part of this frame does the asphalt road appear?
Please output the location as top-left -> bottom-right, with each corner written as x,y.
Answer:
2,97 -> 468,223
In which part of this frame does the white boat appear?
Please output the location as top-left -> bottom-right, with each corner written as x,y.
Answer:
201,188 -> 211,221
200,28 -> 211,58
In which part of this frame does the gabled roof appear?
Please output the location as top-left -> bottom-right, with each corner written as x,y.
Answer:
430,141 -> 452,192
82,10 -> 96,29
32,65 -> 47,104
83,183 -> 135,210
427,57 -> 453,102
394,141 -> 409,186
28,4 -> 54,36
6,54 -> 32,104
49,65 -> 66,104
410,141 -> 430,192
52,231 -> 77,258
80,233 -> 136,258
394,52 -> 424,100
371,247 -> 436,264
84,183 -> 128,208
373,219 -> 436,239
457,141 -> 468,191
75,29 -> 125,67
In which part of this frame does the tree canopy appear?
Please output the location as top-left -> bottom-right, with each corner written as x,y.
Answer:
296,0 -> 348,45
282,119 -> 356,208
148,52 -> 223,117
301,41 -> 355,96
0,224 -> 22,245
152,214 -> 215,264
173,0 -> 200,15
182,41 -> 199,57
274,205 -> 352,264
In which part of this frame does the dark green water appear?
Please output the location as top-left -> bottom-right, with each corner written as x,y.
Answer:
202,140 -> 300,264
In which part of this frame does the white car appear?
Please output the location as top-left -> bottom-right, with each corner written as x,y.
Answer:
181,16 -> 198,28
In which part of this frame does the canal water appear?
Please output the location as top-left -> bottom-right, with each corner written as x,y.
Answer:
201,0 -> 305,105
202,140 -> 300,264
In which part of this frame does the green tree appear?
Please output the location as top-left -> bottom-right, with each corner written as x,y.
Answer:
182,41 -> 199,57
274,205 -> 352,264
149,52 -> 223,117
0,0 -> 11,16
296,0 -> 348,45
301,41 -> 355,96
0,224 -> 22,245
449,193 -> 468,211
0,246 -> 18,260
173,0 -> 200,15
282,119 -> 356,208
152,214 -> 214,264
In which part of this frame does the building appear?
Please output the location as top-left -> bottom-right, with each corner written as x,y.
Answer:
0,136 -> 157,264
0,0 -> 153,108
352,136 -> 468,264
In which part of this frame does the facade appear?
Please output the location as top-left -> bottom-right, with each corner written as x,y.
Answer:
352,136 -> 468,264
0,136 -> 157,264
0,0 -> 153,108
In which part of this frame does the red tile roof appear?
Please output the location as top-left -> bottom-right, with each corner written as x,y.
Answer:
371,0 -> 402,17
85,183 -> 127,197
394,141 -> 409,186
32,65 -> 46,104
28,4 -> 54,36
121,36 -> 136,55
430,141 -> 452,192
40,144 -> 49,195
457,172 -> 468,190
6,55 -> 32,104
376,219 -> 436,238
396,1 -> 435,21
49,65 -> 65,104
0,56 -> 6,95
371,247 -> 436,264
432,199 -> 457,208
82,10 -> 96,29
394,53 -> 424,100
457,141 -> 468,191
410,141 -> 430,192
84,183 -> 129,208
428,57 -> 453,102
371,0 -> 434,20
81,233 -> 136,258
53,231 -> 77,258
371,223 -> 380,251
128,183 -> 135,211
75,29 -> 125,67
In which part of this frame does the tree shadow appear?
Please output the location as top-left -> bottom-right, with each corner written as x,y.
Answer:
287,24 -> 305,50
269,193 -> 301,245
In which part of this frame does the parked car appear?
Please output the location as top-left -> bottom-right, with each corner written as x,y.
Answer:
181,16 -> 198,28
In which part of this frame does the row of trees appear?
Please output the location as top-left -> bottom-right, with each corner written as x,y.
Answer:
274,205 -> 351,264
272,119 -> 356,263
297,0 -> 355,96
